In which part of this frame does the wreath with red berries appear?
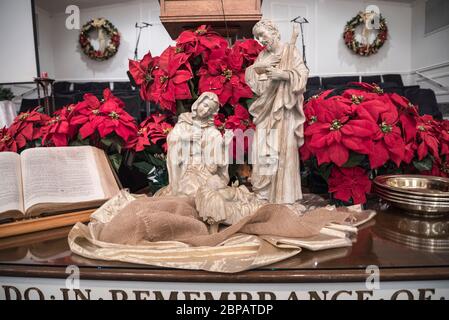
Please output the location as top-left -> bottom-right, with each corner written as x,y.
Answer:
79,18 -> 120,61
343,13 -> 388,56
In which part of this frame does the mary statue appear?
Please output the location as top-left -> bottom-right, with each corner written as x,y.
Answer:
245,20 -> 309,204
156,92 -> 231,197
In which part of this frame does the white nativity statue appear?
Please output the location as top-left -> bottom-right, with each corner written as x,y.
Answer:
158,19 -> 309,229
246,20 -> 309,204
156,92 -> 231,197
156,92 -> 264,231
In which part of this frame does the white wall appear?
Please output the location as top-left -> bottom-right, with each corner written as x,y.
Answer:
28,0 -> 449,104
36,6 -> 55,78
38,0 -> 415,82
262,0 -> 413,78
411,0 -> 449,103
0,0 -> 38,83
48,0 -> 172,81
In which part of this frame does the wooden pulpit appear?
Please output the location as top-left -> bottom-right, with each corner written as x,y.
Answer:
159,0 -> 263,40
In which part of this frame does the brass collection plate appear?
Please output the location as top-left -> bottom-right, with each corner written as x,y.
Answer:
373,175 -> 449,216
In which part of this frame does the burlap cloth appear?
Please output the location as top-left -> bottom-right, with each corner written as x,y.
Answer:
68,190 -> 376,273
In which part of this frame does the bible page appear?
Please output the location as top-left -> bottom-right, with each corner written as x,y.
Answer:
21,146 -> 105,211
0,152 -> 24,215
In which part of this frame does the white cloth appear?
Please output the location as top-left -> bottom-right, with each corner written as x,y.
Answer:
0,100 -> 18,128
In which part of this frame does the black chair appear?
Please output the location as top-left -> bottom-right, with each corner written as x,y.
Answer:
305,76 -> 322,100
116,94 -> 142,122
321,76 -> 359,89
73,82 -> 110,93
73,82 -> 93,92
383,74 -> 404,87
361,75 -> 382,84
379,82 -> 404,96
406,88 -> 442,119
91,82 -> 111,92
113,81 -> 133,92
307,76 -> 321,88
54,94 -> 77,111
53,81 -> 72,94
19,98 -> 41,113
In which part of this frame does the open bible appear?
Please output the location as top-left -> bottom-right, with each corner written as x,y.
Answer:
0,146 -> 121,222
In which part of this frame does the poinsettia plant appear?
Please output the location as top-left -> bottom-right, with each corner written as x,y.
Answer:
129,25 -> 262,113
1,25 -> 261,193
127,25 -> 263,180
0,89 -> 140,172
301,82 -> 449,205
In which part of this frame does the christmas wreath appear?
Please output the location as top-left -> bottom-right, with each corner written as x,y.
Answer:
79,18 -> 120,61
343,12 -> 388,56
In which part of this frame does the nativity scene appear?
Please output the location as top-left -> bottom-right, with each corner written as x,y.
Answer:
1,0 -> 448,301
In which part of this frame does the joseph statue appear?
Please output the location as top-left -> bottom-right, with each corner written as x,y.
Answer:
245,20 -> 309,204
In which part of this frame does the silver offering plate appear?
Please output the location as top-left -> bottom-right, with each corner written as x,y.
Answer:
373,175 -> 449,216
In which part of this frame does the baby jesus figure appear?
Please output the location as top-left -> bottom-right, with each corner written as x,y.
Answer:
195,175 -> 264,233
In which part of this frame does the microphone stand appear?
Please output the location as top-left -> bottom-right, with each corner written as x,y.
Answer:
129,22 -> 152,123
291,16 -> 309,69
133,22 -> 152,60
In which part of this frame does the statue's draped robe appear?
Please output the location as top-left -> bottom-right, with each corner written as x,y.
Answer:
245,44 -> 309,204
160,113 -> 229,197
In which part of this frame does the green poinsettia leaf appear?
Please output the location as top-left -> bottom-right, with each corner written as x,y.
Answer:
148,153 -> 166,167
109,153 -> 123,172
101,137 -> 113,147
70,138 -> 90,146
342,152 -> 365,168
133,161 -> 155,176
101,136 -> 123,153
318,162 -> 333,181
413,156 -> 433,172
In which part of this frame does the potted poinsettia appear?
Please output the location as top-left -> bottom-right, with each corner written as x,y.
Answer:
0,89 -> 139,176
301,82 -> 449,205
128,25 -> 263,187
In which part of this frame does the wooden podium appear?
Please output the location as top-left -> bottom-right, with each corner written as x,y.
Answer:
159,0 -> 263,39
1,207 -> 449,300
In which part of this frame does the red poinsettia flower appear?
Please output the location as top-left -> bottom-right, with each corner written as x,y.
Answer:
222,104 -> 255,158
435,119 -> 449,156
103,88 -> 125,108
232,39 -> 264,65
346,82 -> 384,93
41,114 -> 71,147
127,125 -> 151,152
328,166 -> 372,204
300,96 -> 323,160
96,99 -> 137,143
305,97 -> 376,166
0,127 -> 17,152
70,94 -> 104,139
403,140 -> 417,164
389,93 -> 418,143
415,115 -> 440,161
150,47 -> 193,113
214,113 -> 226,132
175,25 -> 228,59
357,98 -> 405,168
129,114 -> 173,152
128,52 -> 159,101
198,47 -> 253,106
224,104 -> 254,131
8,108 -> 50,149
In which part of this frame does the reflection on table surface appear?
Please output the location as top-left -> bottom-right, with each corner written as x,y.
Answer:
0,199 -> 448,271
